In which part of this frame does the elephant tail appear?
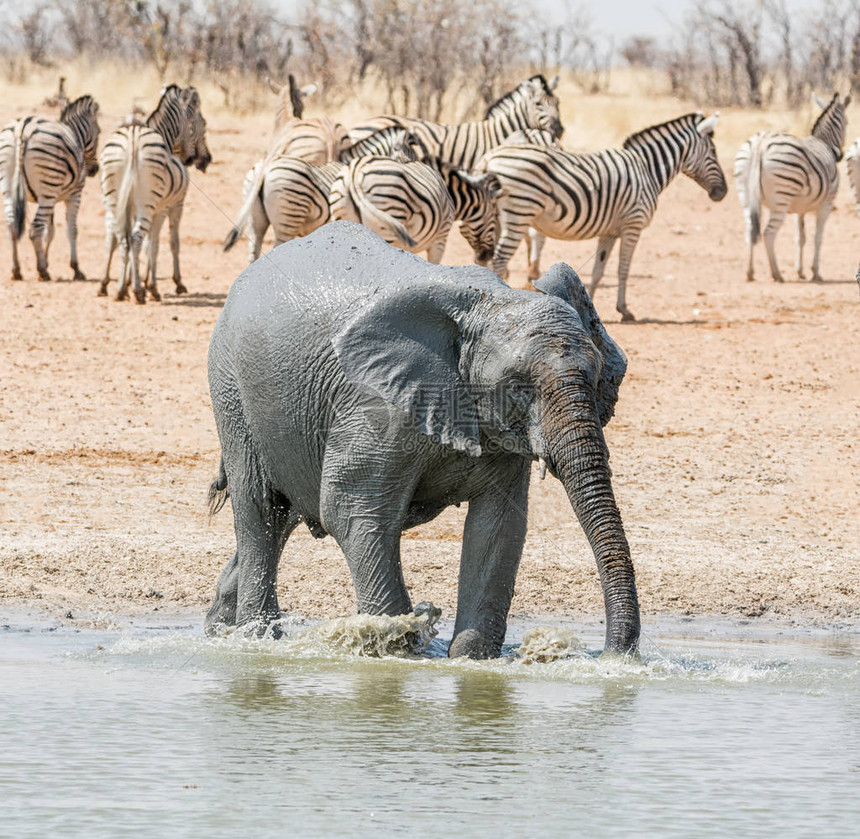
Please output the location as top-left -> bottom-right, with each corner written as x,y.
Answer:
207,457 -> 230,516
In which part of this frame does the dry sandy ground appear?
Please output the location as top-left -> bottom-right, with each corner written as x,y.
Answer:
1,97 -> 859,634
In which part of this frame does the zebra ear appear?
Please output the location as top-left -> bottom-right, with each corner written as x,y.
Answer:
844,93 -> 852,107
812,92 -> 828,110
548,73 -> 559,91
300,84 -> 318,99
697,112 -> 719,136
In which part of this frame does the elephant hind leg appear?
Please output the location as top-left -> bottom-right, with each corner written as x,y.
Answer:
216,480 -> 299,636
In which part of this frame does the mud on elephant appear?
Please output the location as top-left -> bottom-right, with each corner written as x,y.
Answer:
205,221 -> 639,658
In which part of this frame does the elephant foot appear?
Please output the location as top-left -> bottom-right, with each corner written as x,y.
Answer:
405,601 -> 441,653
448,628 -> 501,660
174,281 -> 187,295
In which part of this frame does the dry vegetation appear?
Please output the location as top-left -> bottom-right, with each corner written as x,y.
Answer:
0,1 -> 859,630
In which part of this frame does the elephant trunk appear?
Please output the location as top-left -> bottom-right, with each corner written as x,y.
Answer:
542,378 -> 640,655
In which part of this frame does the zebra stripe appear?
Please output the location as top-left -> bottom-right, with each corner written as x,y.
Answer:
0,94 -> 100,281
330,155 -> 454,261
734,93 -> 850,282
98,86 -> 210,303
478,112 -> 727,321
347,75 -> 563,171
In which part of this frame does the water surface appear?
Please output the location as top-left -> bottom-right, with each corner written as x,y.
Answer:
2,614 -> 858,838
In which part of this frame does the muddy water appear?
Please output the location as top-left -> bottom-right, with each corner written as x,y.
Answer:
2,615 -> 858,838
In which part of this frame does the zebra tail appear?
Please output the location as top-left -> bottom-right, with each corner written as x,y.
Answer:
223,162 -> 266,252
207,457 -> 230,517
347,179 -> 418,249
114,132 -> 139,249
10,120 -> 27,241
746,140 -> 763,246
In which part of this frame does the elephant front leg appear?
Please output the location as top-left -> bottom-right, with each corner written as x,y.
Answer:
449,461 -> 530,659
322,479 -> 413,618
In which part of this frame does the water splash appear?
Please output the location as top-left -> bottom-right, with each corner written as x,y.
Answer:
515,626 -> 587,664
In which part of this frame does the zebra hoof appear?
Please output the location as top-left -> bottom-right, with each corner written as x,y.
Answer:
619,310 -> 636,323
72,269 -> 86,281
115,292 -> 127,302
10,269 -> 22,281
38,270 -> 52,282
97,285 -> 108,297
149,288 -> 161,302
134,289 -> 147,305
174,282 -> 187,295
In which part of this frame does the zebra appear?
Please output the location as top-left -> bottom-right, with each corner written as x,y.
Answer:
846,137 -> 860,217
477,112 -> 727,321
347,74 -> 563,171
0,94 -> 100,281
224,126 -> 421,263
734,93 -> 850,283
98,85 -> 211,303
329,148 -> 502,264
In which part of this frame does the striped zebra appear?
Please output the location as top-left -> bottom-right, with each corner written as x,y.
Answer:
330,154 -> 453,259
477,112 -> 727,321
98,85 -> 211,303
734,93 -> 850,282
224,126 -> 420,263
329,149 -> 502,264
264,74 -> 349,165
0,94 -> 100,281
347,74 -> 562,171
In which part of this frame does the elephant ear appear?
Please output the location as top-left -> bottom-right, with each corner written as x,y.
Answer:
534,263 -> 628,426
332,283 -> 482,455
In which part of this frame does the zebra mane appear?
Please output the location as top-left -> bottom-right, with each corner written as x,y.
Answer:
147,84 -> 183,125
622,113 -> 701,149
811,93 -> 840,137
484,75 -> 553,119
60,94 -> 97,123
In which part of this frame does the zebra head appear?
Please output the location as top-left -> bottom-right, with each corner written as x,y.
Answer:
811,93 -> 851,162
60,94 -> 100,177
485,74 -> 564,140
179,87 -> 211,172
445,166 -> 503,266
689,113 -> 728,201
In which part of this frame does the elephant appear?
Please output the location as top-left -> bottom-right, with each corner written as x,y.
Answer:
205,221 -> 639,659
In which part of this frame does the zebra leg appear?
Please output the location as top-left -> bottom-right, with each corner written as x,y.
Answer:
129,220 -> 148,304
147,215 -> 165,302
810,203 -> 832,282
65,191 -> 86,280
100,219 -> 117,296
745,211 -> 755,282
795,214 -> 806,279
3,194 -> 23,280
588,235 -> 618,299
615,230 -> 642,323
492,217 -> 530,282
167,203 -> 187,294
426,237 -> 446,264
762,211 -> 786,283
248,192 -> 268,265
29,200 -> 55,281
526,229 -> 546,281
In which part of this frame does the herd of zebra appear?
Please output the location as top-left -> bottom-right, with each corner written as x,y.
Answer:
0,74 -> 856,319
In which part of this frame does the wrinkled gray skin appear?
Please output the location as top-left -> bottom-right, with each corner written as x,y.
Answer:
206,221 -> 639,658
